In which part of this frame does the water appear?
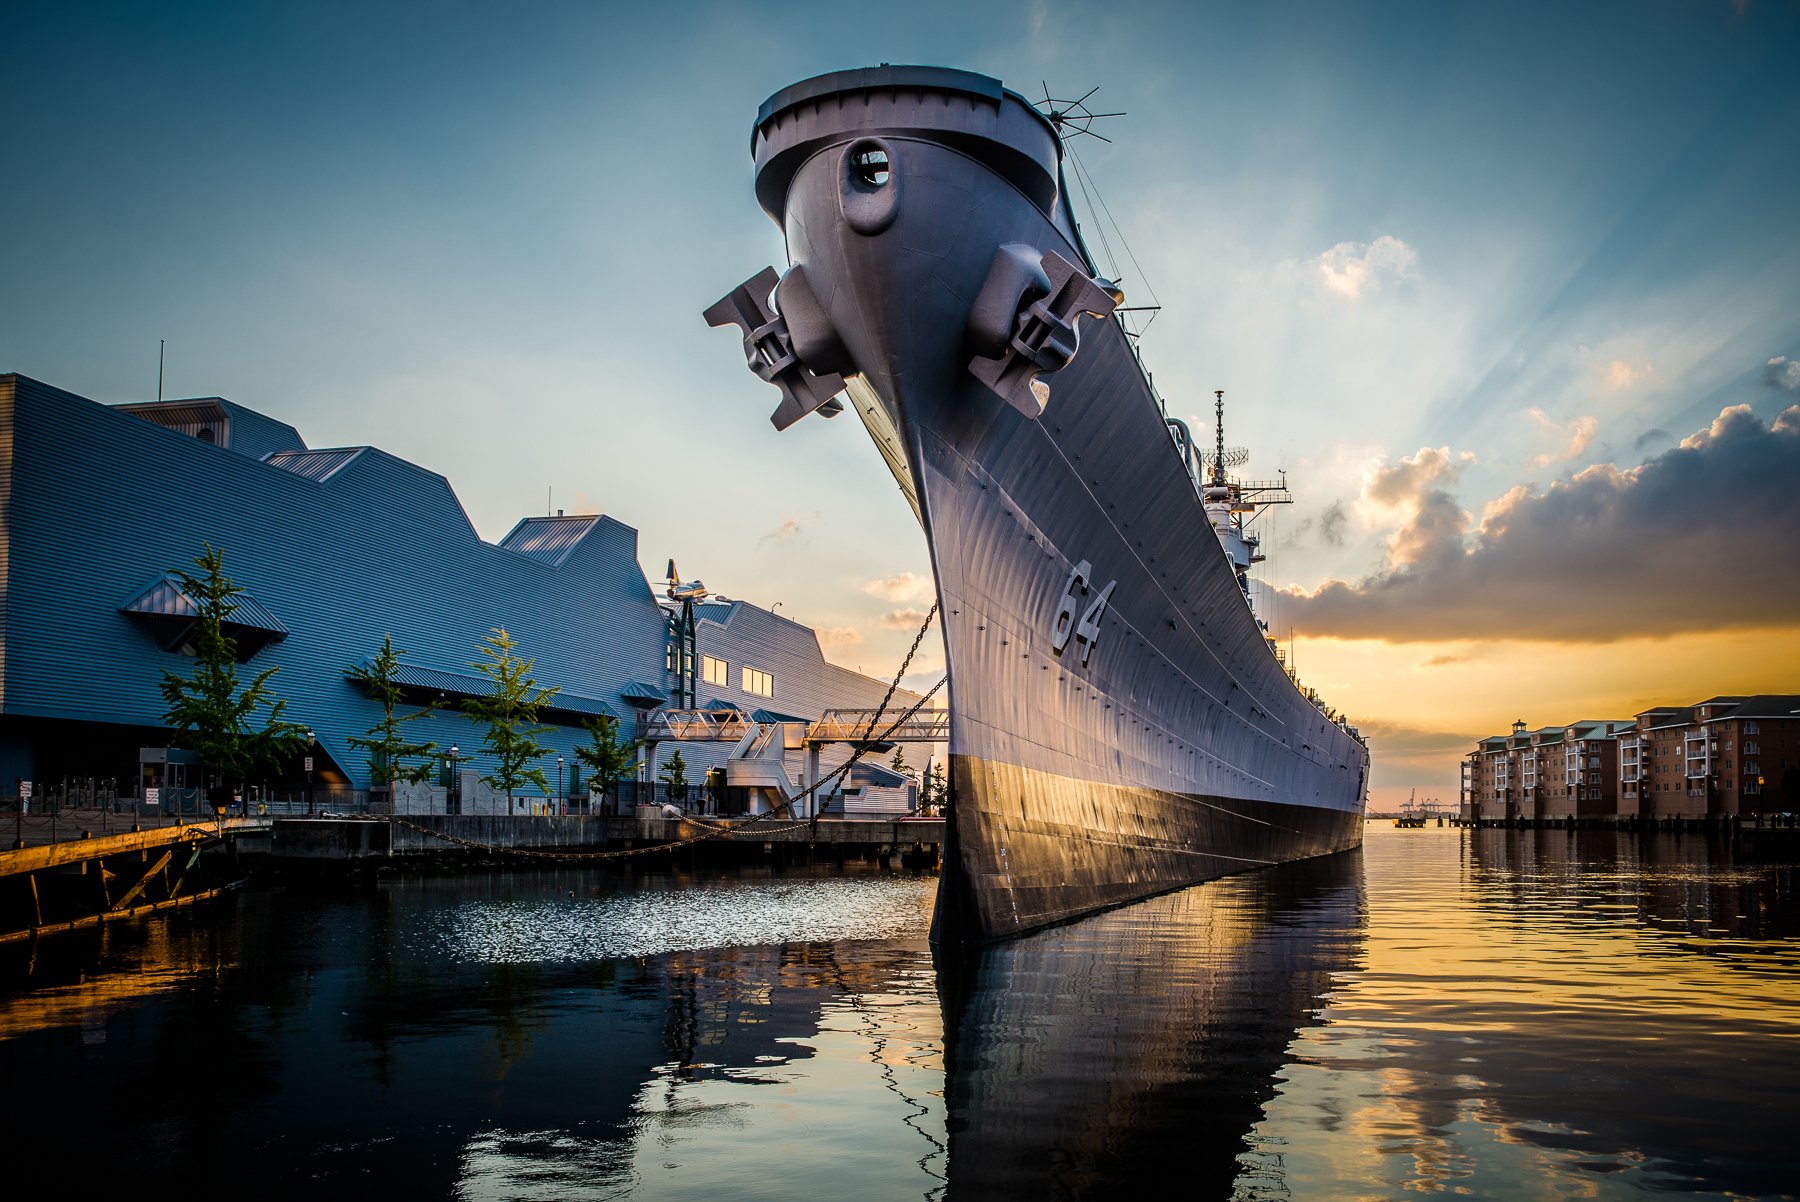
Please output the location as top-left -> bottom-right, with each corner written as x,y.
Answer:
3,826 -> 1798,1199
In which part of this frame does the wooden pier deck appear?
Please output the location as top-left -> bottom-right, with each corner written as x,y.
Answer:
0,818 -> 264,944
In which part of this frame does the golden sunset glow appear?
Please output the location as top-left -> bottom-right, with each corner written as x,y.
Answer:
1299,625 -> 1800,801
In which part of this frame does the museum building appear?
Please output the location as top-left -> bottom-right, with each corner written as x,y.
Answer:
0,374 -> 924,809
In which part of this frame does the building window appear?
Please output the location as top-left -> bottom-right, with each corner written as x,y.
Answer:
703,656 -> 729,687
1746,722 -> 1760,735
742,665 -> 774,697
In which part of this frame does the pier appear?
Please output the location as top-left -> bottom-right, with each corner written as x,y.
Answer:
0,817 -> 264,944
267,813 -> 945,869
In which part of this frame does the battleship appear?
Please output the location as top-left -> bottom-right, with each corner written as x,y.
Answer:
706,65 -> 1369,943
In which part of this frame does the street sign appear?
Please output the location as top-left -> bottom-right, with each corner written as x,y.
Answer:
18,780 -> 30,800
304,757 -> 314,771
145,787 -> 161,806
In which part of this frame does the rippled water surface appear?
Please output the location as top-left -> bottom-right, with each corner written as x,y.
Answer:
3,827 -> 1797,1199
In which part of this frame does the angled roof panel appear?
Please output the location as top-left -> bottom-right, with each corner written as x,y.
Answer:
370,662 -> 615,721
263,447 -> 367,483
499,515 -> 602,566
621,680 -> 667,706
119,574 -> 288,657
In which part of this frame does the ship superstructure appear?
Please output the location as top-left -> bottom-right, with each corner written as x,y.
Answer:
707,65 -> 1368,942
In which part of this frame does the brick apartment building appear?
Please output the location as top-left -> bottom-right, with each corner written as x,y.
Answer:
1462,695 -> 1800,822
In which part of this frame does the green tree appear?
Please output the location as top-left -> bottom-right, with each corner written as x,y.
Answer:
345,635 -> 439,790
890,746 -> 916,782
158,543 -> 308,809
920,762 -> 948,814
658,748 -> 689,804
573,714 -> 639,805
461,627 -> 559,812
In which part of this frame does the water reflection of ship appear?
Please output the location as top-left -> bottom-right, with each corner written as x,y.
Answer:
935,850 -> 1365,1200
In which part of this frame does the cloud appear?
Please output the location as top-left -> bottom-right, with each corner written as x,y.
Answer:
815,626 -> 864,654
1421,653 -> 1471,667
1767,356 -> 1800,392
1318,500 -> 1348,547
860,571 -> 934,603
1281,405 -> 1800,642
879,607 -> 931,631
1357,719 -> 1482,755
1356,445 -> 1475,569
756,517 -> 801,549
1312,235 -> 1417,300
1527,408 -> 1599,469
1603,359 -> 1649,391
1634,427 -> 1671,451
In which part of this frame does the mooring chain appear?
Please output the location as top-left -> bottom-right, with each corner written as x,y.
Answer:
387,603 -> 942,862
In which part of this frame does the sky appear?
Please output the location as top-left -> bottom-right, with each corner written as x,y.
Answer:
4,0 -> 1798,804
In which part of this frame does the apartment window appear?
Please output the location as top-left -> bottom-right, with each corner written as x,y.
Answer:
742,665 -> 774,697
1747,722 -> 1760,735
702,656 -> 729,687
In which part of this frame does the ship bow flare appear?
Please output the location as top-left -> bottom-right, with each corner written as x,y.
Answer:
703,66 -> 1370,943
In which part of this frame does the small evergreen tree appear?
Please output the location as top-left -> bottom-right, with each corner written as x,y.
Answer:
573,714 -> 638,804
158,543 -> 308,809
345,635 -> 439,790
658,748 -> 689,804
461,627 -> 559,812
920,763 -> 949,814
890,746 -> 916,782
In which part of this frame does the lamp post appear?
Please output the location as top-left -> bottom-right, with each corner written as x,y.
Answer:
448,745 -> 459,815
305,729 -> 315,815
557,755 -> 565,815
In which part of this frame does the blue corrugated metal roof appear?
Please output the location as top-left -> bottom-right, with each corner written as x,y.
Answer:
263,447 -> 366,482
621,680 -> 667,706
851,762 -> 908,788
371,661 -> 615,720
751,708 -> 808,723
120,575 -> 289,634
119,574 -> 289,656
498,515 -> 601,565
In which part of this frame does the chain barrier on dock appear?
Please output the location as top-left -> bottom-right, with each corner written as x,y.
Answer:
390,604 -> 943,862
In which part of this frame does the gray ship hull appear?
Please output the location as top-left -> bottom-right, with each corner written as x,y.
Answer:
715,67 -> 1367,943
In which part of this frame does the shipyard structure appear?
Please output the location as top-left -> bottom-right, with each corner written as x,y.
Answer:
0,374 -> 923,815
1460,694 -> 1800,823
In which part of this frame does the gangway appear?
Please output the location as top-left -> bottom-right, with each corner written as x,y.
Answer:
809,708 -> 949,744
642,707 -> 753,743
643,703 -> 948,819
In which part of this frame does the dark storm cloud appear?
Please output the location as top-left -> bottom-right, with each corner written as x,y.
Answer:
1355,719 -> 1482,763
1318,501 -> 1348,547
1766,356 -> 1800,392
1634,427 -> 1671,452
1282,405 -> 1800,642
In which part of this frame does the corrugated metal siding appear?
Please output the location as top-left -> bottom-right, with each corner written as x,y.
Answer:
498,515 -> 602,565
263,447 -> 365,482
113,400 -> 230,438
0,375 -> 668,790
217,399 -> 306,459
